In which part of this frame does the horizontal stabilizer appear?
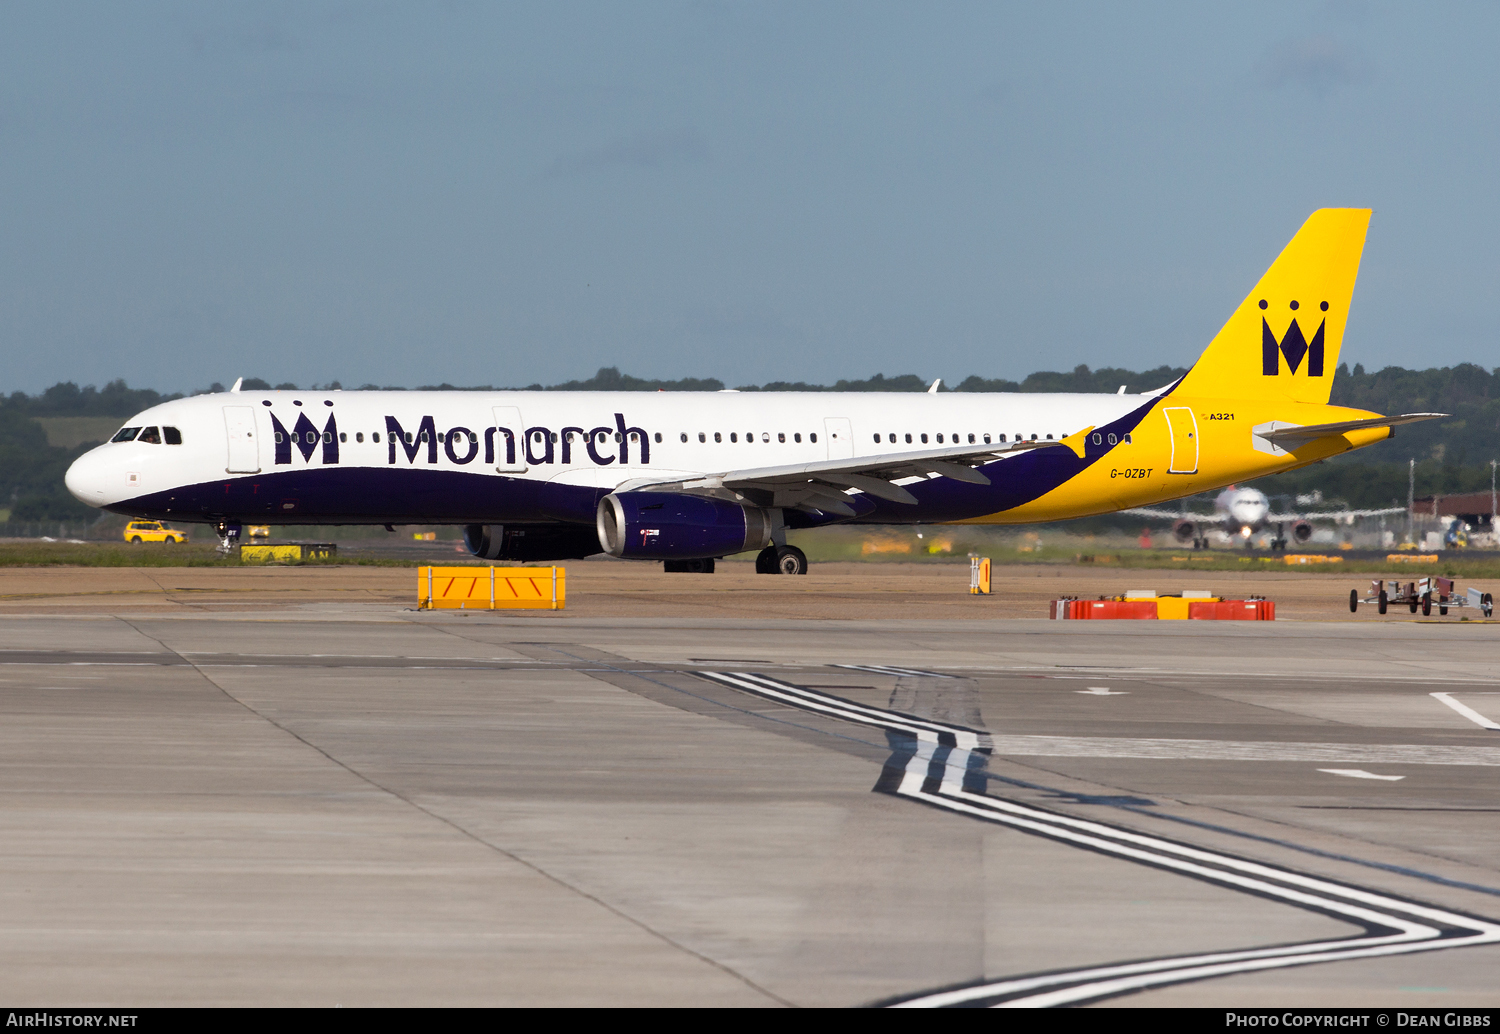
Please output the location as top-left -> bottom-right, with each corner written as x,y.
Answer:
1257,412 -> 1446,448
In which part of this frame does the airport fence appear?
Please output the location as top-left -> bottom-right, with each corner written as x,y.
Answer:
0,521 -> 108,541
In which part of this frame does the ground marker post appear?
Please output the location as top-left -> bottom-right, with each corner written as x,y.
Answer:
969,555 -> 991,595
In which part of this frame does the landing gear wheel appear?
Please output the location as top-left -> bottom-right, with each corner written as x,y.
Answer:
774,545 -> 807,575
755,545 -> 779,574
1378,590 -> 1388,615
1349,589 -> 1359,614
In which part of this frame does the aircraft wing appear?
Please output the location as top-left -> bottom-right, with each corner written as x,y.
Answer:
1122,508 -> 1224,523
614,430 -> 1091,516
1266,506 -> 1406,522
1256,412 -> 1447,448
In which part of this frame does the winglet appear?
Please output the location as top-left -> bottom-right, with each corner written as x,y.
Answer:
928,378 -> 942,393
1062,426 -> 1095,459
230,377 -> 243,393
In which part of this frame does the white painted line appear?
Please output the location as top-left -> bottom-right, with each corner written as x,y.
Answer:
1317,769 -> 1405,781
1431,692 -> 1500,731
984,735 -> 1500,766
1077,687 -> 1128,696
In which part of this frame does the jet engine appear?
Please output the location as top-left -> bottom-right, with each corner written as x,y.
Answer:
597,492 -> 773,560
1172,519 -> 1196,544
463,523 -> 602,562
1292,520 -> 1313,543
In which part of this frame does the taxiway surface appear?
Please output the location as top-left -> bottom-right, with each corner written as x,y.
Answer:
1,569 -> 1498,1006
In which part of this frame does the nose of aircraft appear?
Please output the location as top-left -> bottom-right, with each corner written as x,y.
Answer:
64,447 -> 113,507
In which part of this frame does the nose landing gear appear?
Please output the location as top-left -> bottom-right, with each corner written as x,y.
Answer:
214,520 -> 242,555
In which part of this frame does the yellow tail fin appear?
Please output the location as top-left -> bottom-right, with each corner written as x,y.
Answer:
1176,208 -> 1371,404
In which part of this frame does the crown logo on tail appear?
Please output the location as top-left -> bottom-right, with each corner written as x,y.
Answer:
1261,298 -> 1327,377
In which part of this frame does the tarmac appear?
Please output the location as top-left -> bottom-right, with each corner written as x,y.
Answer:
1,561 -> 1499,1006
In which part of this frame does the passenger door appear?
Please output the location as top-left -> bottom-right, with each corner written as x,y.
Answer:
1164,407 -> 1199,474
223,406 -> 260,473
823,417 -> 854,460
491,406 -> 528,472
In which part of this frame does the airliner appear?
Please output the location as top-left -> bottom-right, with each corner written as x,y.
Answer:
1128,485 -> 1403,550
64,209 -> 1439,575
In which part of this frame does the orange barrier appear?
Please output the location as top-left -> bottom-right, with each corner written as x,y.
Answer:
418,566 -> 565,610
1051,597 -> 1273,620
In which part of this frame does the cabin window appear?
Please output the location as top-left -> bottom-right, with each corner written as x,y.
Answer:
904,433 -> 912,444
936,433 -> 944,443
1123,433 -> 1132,443
794,433 -> 802,443
356,432 -> 364,443
654,432 -> 662,443
714,432 -> 721,443
920,433 -> 928,444
420,431 -> 429,443
111,427 -> 141,443
698,432 -> 705,442
164,427 -> 182,445
614,432 -> 622,443
1107,433 -> 1117,445
967,433 -> 975,444
629,432 -> 638,442
1092,433 -> 1102,445
1045,434 -> 1053,440
323,431 -> 332,444
984,434 -> 992,443
406,432 -> 414,444
730,432 -> 738,443
778,433 -> 785,443
680,433 -> 688,443
809,433 -> 817,443
873,434 -> 881,444
1030,433 -> 1037,440
138,427 -> 161,444
747,431 -> 754,441
469,432 -> 477,443
273,432 -> 283,444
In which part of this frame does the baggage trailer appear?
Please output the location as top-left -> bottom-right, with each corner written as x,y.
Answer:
1350,576 -> 1492,617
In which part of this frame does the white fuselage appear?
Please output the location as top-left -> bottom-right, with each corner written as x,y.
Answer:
65,387 -> 1151,527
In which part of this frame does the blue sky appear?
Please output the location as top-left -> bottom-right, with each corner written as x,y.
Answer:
2,2 -> 1497,393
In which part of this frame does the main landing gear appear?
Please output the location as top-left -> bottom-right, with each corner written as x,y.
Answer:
756,544 -> 808,575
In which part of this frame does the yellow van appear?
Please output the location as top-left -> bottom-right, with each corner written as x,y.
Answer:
123,521 -> 188,544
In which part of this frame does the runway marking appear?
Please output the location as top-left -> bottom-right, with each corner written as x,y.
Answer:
694,672 -> 1500,1008
1077,687 -> 1128,696
982,735 -> 1500,767
1318,769 -> 1406,781
1430,692 -> 1500,732
832,664 -> 956,679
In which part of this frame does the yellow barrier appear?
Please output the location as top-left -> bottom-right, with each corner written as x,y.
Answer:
418,566 -> 565,610
1386,554 -> 1440,564
241,543 -> 337,563
1283,554 -> 1343,565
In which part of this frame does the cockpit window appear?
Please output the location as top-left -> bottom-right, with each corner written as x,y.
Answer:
137,426 -> 162,444
163,427 -> 182,445
111,427 -> 141,443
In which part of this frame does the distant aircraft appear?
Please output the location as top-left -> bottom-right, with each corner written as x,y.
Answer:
1128,486 -> 1403,550
64,208 -> 1441,574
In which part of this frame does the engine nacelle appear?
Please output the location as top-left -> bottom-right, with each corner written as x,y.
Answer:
463,523 -> 602,562
1292,520 -> 1313,543
1172,519 -> 1196,544
596,492 -> 773,560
